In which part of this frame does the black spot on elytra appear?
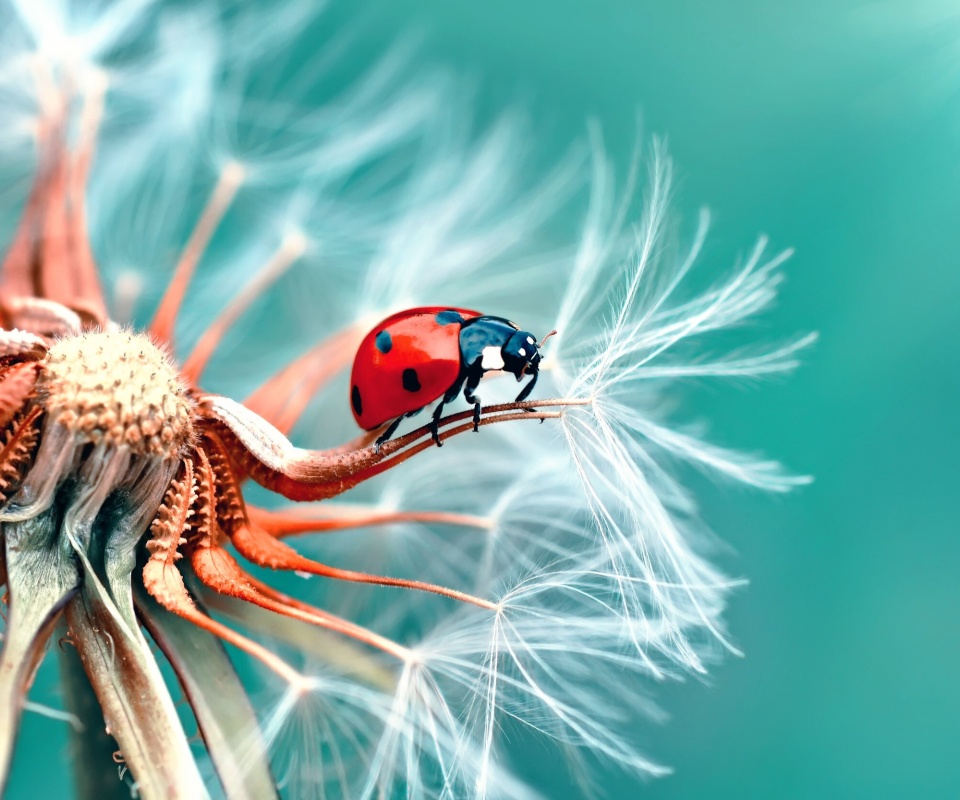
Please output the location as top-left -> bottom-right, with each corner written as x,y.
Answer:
435,310 -> 464,326
351,385 -> 363,416
375,330 -> 392,354
402,368 -> 421,392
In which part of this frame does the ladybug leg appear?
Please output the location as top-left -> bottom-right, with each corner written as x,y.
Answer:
464,371 -> 483,432
514,372 -> 542,422
374,416 -> 405,454
430,401 -> 446,447
430,379 -> 465,447
514,370 -> 539,406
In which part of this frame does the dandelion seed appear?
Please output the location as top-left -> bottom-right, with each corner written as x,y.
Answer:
0,1 -> 811,798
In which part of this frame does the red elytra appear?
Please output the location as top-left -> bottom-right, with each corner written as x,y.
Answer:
350,306 -> 481,431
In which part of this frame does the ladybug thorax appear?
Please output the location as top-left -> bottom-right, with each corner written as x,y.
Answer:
459,317 -> 540,378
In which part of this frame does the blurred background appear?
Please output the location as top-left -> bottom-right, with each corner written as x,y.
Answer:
9,0 -> 959,797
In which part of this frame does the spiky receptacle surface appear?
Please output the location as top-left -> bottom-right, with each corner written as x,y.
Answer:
38,331 -> 194,457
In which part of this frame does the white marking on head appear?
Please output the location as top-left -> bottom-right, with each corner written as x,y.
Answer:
518,347 -> 527,356
481,346 -> 505,371
527,336 -> 535,344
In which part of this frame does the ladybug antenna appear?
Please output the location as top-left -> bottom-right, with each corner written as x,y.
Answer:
538,330 -> 558,349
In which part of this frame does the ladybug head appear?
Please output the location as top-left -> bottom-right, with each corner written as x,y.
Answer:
501,330 -> 542,381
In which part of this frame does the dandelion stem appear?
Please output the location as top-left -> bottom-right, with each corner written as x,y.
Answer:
149,162 -> 246,344
247,504 -> 493,536
363,410 -> 564,479
0,74 -> 109,326
205,394 -> 587,503
0,65 -> 62,301
56,620 -> 131,800
242,321 -> 369,435
195,587 -> 398,690
0,515 -> 80,796
181,232 -> 306,384
134,585 -> 279,800
64,590 -> 211,800
191,547 -> 416,660
246,575 -> 411,660
228,521 -> 497,611
56,71 -> 109,326
140,560 -> 307,687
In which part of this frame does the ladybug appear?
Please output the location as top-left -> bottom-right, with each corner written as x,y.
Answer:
350,306 -> 549,451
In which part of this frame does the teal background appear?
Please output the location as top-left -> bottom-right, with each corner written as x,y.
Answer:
9,1 -> 960,797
